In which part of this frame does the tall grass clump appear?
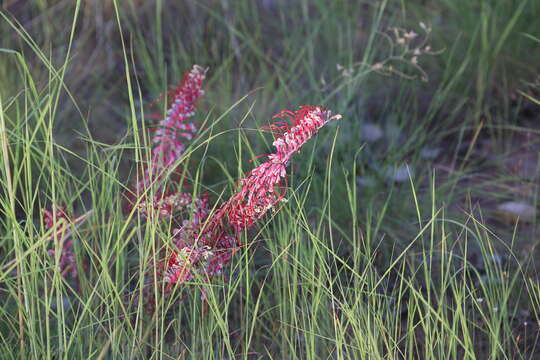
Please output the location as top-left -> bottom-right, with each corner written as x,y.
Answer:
1,1 -> 540,359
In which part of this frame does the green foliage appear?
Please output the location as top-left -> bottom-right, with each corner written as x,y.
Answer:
0,0 -> 539,358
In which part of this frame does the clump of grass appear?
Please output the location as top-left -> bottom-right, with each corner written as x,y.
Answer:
1,1 -> 540,359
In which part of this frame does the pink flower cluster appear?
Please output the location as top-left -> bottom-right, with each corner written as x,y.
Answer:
212,106 -> 342,234
136,65 -> 207,196
136,192 -> 192,219
44,205 -> 78,279
162,106 -> 341,287
150,65 -> 207,169
39,66 -> 342,311
133,65 -> 207,219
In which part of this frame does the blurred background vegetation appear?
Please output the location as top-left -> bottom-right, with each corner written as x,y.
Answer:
3,0 -> 539,251
1,0 -> 540,357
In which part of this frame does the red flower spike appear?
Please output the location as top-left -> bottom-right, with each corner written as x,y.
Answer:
136,65 -> 207,195
162,106 -> 341,290
206,105 -> 341,238
128,65 -> 207,220
150,65 -> 207,168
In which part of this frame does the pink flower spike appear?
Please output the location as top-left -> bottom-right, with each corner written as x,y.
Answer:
164,245 -> 213,285
205,105 -> 341,240
132,65 -> 208,209
150,65 -> 208,167
160,106 -> 340,290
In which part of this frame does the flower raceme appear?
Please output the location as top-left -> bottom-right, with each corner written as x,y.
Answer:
218,105 -> 342,233
164,106 -> 342,286
133,65 -> 207,218
150,65 -> 207,169
35,67 -> 342,313
136,65 -> 207,194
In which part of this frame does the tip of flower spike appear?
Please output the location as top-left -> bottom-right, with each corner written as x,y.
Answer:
150,65 -> 208,108
192,64 -> 209,75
